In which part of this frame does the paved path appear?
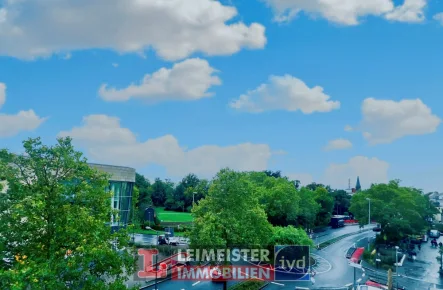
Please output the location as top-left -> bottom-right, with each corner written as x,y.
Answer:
362,235 -> 443,289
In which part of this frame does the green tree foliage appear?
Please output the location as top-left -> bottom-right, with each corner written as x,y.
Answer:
297,188 -> 321,230
165,174 -> 201,212
150,178 -> 172,206
349,180 -> 438,242
331,189 -> 351,215
306,182 -> 332,192
135,173 -> 151,210
269,226 -> 314,246
188,169 -> 273,247
248,172 -> 300,226
0,138 -> 135,290
313,187 -> 334,227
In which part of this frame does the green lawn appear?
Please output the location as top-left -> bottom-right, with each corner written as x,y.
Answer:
156,207 -> 193,223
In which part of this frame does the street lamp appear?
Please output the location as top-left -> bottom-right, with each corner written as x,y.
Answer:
395,246 -> 399,290
192,192 -> 197,207
366,198 -> 371,226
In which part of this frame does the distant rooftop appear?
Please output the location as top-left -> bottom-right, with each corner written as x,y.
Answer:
88,163 -> 136,183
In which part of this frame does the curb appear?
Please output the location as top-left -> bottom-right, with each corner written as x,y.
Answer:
318,228 -> 373,250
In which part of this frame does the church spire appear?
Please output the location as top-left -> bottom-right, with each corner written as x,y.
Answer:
356,176 -> 361,191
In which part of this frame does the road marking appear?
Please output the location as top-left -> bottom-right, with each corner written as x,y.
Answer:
345,283 -> 353,287
357,278 -> 362,283
192,281 -> 200,286
271,282 -> 284,286
362,273 -> 365,277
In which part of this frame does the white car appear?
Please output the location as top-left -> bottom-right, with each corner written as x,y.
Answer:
430,230 -> 440,238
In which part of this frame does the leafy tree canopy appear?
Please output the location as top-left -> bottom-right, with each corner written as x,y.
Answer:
349,180 -> 438,242
0,138 -> 136,290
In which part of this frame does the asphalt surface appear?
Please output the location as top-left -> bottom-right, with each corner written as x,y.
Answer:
138,225 -> 371,290
264,231 -> 374,289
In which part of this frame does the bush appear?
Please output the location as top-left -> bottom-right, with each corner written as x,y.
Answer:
229,279 -> 267,290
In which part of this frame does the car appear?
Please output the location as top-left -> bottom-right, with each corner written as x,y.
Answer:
346,247 -> 357,259
429,230 -> 440,238
372,227 -> 382,232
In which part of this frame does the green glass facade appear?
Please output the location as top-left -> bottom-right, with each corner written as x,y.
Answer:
88,163 -> 136,232
108,181 -> 134,231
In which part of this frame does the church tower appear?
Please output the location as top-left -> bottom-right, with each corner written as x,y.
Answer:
355,176 -> 361,192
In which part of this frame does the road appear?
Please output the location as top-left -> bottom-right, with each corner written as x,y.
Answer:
263,231 -> 374,289
139,225 -> 370,290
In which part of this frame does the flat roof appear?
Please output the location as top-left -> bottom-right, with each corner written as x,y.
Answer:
88,163 -> 136,183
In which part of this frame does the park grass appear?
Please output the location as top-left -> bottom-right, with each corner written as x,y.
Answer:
156,207 -> 193,223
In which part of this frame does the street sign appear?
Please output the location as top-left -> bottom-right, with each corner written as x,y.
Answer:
144,207 -> 155,223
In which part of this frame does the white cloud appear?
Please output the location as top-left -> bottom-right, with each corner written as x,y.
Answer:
58,115 -> 273,178
433,12 -> 443,25
324,138 -> 352,151
263,0 -> 427,25
112,63 -> 119,68
385,0 -> 427,23
0,83 -> 5,108
323,156 -> 389,189
99,58 -> 221,103
0,82 -> 46,138
230,75 -> 340,114
357,98 -> 441,145
286,173 -> 314,185
344,125 -> 353,132
0,0 -> 266,60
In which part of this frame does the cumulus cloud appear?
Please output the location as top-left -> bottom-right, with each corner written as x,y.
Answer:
356,98 -> 441,145
0,0 -> 266,60
230,75 -> 340,114
263,0 -> 427,25
434,12 -> 443,25
58,115 -> 273,178
286,173 -> 314,186
385,0 -> 427,23
323,156 -> 389,189
99,58 -> 221,103
0,82 -> 46,138
0,83 -> 5,108
324,138 -> 353,151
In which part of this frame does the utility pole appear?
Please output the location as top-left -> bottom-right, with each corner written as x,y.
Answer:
353,266 -> 356,289
395,246 -> 399,290
366,198 -> 371,225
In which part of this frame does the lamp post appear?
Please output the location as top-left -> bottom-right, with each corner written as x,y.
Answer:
192,192 -> 197,207
366,198 -> 371,226
395,246 -> 399,290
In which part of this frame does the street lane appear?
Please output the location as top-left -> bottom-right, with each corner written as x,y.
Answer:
263,231 -> 374,289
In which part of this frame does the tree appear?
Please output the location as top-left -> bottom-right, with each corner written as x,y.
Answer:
297,188 -> 321,230
0,138 -> 136,289
350,180 -> 438,243
331,190 -> 351,215
150,178 -> 172,206
248,172 -> 300,226
135,173 -> 151,206
165,174 -> 202,212
188,169 -> 272,247
269,226 -> 313,246
313,187 -> 334,227
306,182 -> 332,193
262,170 -> 282,178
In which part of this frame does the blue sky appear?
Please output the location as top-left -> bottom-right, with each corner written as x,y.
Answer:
1,0 -> 443,192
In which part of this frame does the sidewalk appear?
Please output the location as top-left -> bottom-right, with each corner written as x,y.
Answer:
362,247 -> 443,289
